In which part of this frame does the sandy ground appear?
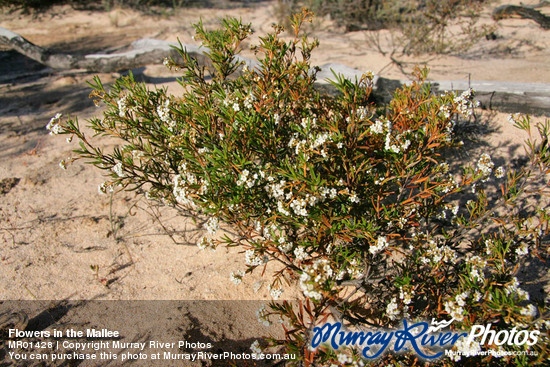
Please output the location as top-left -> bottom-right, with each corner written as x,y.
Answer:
0,0 -> 548,327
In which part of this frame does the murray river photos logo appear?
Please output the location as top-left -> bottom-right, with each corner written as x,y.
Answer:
310,319 -> 540,360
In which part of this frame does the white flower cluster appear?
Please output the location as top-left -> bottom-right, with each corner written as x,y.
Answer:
346,257 -> 363,279
356,106 -> 368,120
319,186 -> 338,199
245,249 -> 268,267
230,270 -> 245,285
439,104 -> 452,119
267,284 -> 283,300
495,166 -> 506,179
345,107 -> 368,125
172,163 -> 207,207
465,255 -> 487,282
265,177 -> 328,218
112,162 -> 125,178
505,277 -> 520,296
203,217 -> 219,235
237,169 -> 259,188
449,337 -> 481,362
328,352 -> 365,367
369,236 -> 389,255
265,178 -> 286,200
243,93 -> 256,109
46,113 -> 63,135
382,119 -> 411,154
520,304 -> 537,317
277,236 -> 293,253
250,340 -> 262,354
504,277 -> 531,302
337,352 -> 352,364
197,236 -> 216,251
348,191 -> 360,204
299,259 -> 333,300
117,95 -> 129,117
293,246 -> 307,261
444,291 -> 469,321
369,118 -> 385,135
386,297 -> 401,320
173,175 -> 193,206
516,242 -> 529,256
476,153 -> 494,180
157,99 -> 176,130
256,304 -> 272,326
223,92 -> 256,113
453,88 -> 480,117
290,197 -> 308,216
399,286 -> 413,305
288,129 -> 333,160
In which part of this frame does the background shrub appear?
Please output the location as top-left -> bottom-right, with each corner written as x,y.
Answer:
277,0 -> 494,55
0,0 -> 266,12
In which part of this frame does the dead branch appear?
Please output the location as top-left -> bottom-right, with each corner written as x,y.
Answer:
0,27 -> 205,73
493,4 -> 550,29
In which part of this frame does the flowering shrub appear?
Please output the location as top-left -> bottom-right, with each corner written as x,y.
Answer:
49,9 -> 550,366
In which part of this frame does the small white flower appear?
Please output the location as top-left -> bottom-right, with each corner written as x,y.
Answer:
508,113 -> 521,124
386,297 -> 400,320
451,338 -> 481,361
230,270 -> 245,285
293,247 -> 307,261
520,304 -> 537,317
349,192 -> 360,204
517,288 -> 530,301
112,162 -> 125,177
245,249 -> 267,266
59,160 -> 67,170
466,255 -> 487,282
337,352 -> 352,364
256,304 -> 272,326
477,153 -> 494,178
250,340 -> 262,354
516,242 -> 529,256
204,217 -> 219,235
46,113 -> 63,135
268,285 -> 283,300
399,287 -> 413,305
369,119 -> 384,135
451,204 -> 459,216
495,166 -> 505,178
197,237 -> 216,251
369,236 -> 389,255
117,96 -> 128,117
